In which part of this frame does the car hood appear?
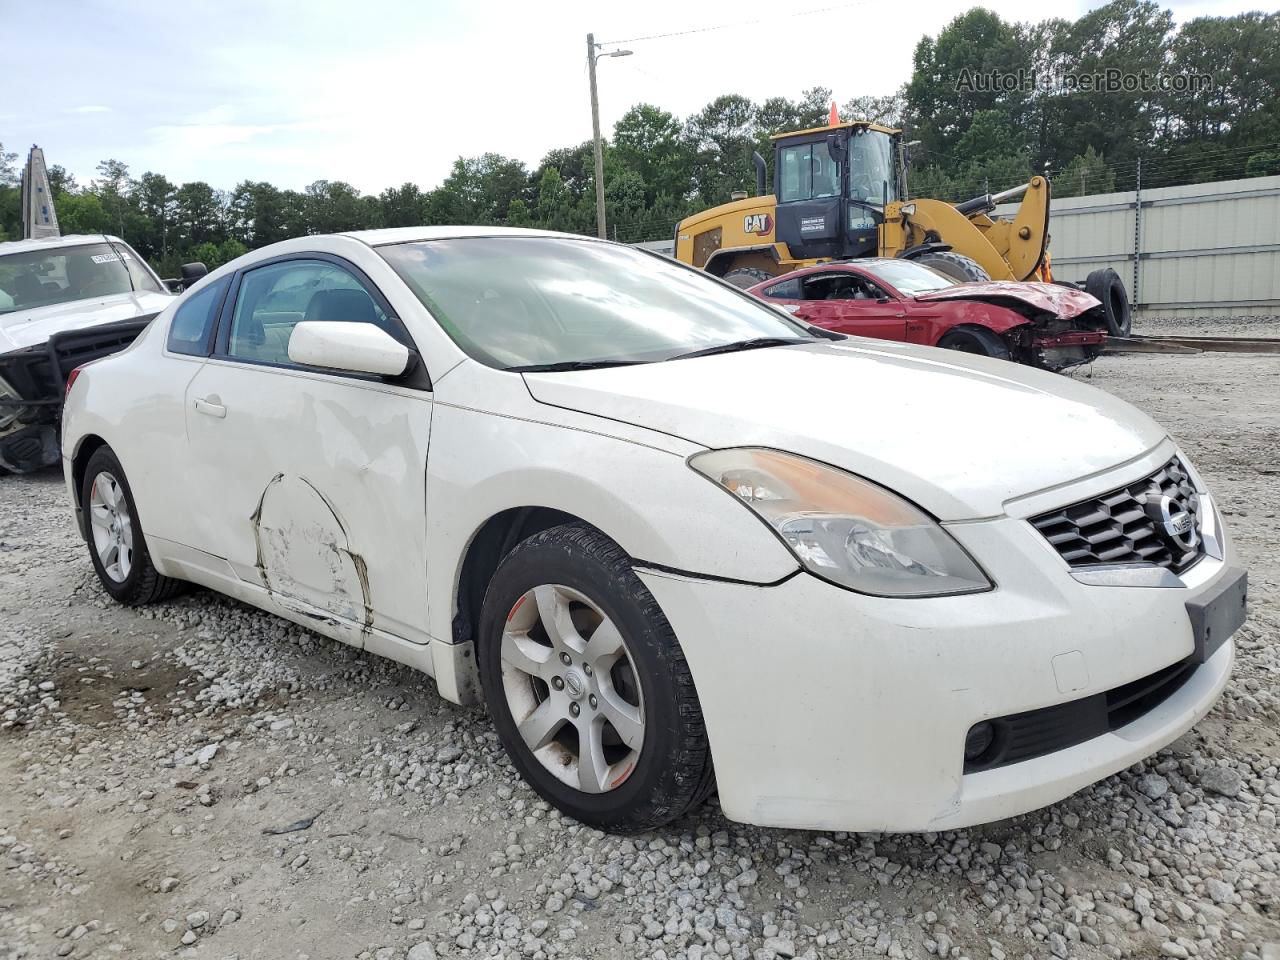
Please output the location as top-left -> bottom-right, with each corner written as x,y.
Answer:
523,340 -> 1165,520
0,290 -> 172,353
915,281 -> 1099,319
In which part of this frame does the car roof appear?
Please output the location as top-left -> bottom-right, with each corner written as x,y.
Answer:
342,225 -> 594,247
0,234 -> 121,256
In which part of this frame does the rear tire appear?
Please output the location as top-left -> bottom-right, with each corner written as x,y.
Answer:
477,523 -> 714,832
80,446 -> 185,605
722,266 -> 773,289
911,251 -> 991,283
937,326 -> 1012,361
1085,268 -> 1131,337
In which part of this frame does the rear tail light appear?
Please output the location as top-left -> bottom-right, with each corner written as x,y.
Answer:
65,365 -> 85,397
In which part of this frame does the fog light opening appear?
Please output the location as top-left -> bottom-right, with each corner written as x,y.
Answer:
965,721 -> 996,763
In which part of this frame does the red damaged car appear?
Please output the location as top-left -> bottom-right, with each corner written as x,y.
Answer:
748,259 -> 1108,372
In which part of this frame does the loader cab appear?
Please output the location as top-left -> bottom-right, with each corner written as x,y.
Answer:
772,123 -> 901,262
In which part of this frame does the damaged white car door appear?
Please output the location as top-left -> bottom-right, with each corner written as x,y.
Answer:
180,255 -> 433,644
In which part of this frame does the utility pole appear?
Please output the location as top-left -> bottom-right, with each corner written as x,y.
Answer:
587,33 -> 606,239
586,34 -> 632,240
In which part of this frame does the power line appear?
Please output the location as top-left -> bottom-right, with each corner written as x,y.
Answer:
599,1 -> 868,46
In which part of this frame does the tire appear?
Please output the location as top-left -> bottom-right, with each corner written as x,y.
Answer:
937,326 -> 1012,361
80,446 -> 185,605
1085,268 -> 1131,337
911,251 -> 991,283
477,522 -> 714,832
722,266 -> 773,289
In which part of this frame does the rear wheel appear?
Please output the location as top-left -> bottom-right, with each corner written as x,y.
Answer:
937,326 -> 1012,361
80,446 -> 185,605
912,251 -> 991,284
722,266 -> 773,289
1085,268 -> 1131,337
478,523 -> 714,832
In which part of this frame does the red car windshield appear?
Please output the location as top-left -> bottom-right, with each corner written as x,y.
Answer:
861,261 -> 958,296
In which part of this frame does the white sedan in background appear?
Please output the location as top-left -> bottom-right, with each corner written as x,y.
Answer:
61,227 -> 1247,833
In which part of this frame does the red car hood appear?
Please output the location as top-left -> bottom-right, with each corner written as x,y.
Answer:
915,281 -> 1099,318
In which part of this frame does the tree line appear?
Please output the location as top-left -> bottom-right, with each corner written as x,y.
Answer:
2,0 -> 1277,275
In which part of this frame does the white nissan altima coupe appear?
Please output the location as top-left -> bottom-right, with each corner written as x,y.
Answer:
61,227 -> 1247,833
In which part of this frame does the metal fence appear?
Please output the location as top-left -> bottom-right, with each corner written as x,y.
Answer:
997,174 -> 1280,319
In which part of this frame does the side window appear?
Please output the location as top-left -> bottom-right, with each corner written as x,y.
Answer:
167,277 -> 229,356
224,260 -> 397,366
778,145 -> 813,203
764,278 -> 802,299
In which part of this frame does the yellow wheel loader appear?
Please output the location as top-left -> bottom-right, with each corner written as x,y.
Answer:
674,119 -> 1056,291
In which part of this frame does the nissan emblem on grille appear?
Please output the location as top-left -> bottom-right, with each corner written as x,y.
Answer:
1143,489 -> 1200,551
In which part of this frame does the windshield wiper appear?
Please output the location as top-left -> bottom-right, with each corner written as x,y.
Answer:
669,336 -> 814,361
509,358 -> 650,373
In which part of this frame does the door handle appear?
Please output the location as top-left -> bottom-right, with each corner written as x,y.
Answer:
194,395 -> 226,419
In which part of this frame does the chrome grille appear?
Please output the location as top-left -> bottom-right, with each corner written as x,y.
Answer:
1030,457 -> 1203,573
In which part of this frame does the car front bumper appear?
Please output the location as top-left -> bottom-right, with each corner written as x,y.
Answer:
636,512 -> 1238,833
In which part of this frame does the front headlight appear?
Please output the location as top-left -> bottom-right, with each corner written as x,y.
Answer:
689,448 -> 992,597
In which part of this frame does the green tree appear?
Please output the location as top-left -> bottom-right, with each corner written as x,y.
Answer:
303,180 -> 373,234
174,182 -> 223,248
1245,150 -> 1280,177
0,143 -> 19,185
1056,146 -> 1117,197
906,10 -> 1031,158
429,154 -> 529,224
379,182 -> 429,227
133,172 -> 177,260
94,158 -> 132,237
685,94 -> 758,204
612,104 -> 693,207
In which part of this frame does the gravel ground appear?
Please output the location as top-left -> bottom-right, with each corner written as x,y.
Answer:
2,343 -> 1279,960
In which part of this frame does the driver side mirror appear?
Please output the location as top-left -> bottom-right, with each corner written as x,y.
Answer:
180,262 -> 208,287
288,321 -> 411,377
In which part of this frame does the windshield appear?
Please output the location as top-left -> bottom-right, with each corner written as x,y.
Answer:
378,237 -> 816,370
862,260 -> 958,296
848,130 -> 898,205
0,242 -> 163,315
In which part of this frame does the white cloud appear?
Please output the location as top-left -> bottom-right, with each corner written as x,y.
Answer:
68,105 -> 112,114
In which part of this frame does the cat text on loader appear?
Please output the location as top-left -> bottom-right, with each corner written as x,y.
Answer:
673,117 -> 1132,336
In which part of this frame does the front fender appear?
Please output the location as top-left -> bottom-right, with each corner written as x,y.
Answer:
935,302 -> 1030,340
424,403 -> 798,645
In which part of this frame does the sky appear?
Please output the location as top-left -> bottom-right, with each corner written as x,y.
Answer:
0,0 -> 1265,195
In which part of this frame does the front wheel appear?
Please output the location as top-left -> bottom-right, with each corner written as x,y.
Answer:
80,446 -> 185,605
937,326 -> 1012,361
478,523 -> 714,832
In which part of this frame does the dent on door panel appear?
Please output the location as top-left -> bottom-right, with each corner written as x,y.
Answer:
249,473 -> 374,633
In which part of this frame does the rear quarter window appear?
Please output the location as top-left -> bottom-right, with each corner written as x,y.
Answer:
167,277 -> 229,357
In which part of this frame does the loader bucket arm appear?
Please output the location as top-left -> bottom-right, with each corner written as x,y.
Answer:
1000,176 -> 1051,281
897,200 -> 1018,281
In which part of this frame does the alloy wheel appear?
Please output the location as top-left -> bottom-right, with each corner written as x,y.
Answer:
499,584 -> 645,793
88,471 -> 133,583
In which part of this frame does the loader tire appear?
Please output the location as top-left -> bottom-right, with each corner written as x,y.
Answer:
1085,268 -> 1131,337
912,251 -> 990,284
722,267 -> 773,289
